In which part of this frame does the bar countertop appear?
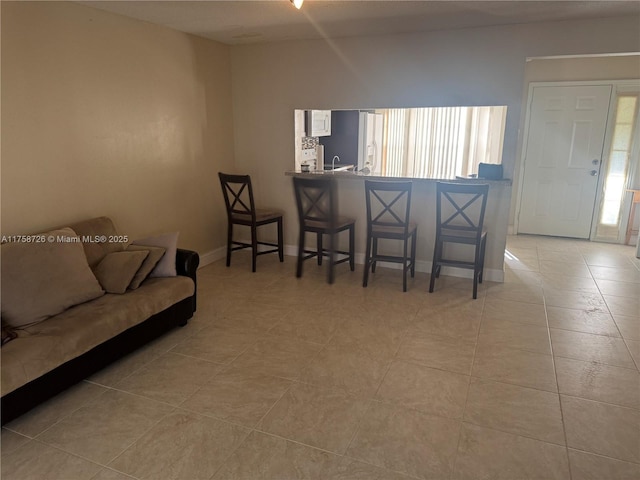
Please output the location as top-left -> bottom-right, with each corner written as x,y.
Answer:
285,170 -> 512,185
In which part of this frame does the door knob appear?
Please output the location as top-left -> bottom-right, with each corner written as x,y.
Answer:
590,170 -> 598,176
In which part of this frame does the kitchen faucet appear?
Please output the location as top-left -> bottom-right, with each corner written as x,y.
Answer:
332,155 -> 340,171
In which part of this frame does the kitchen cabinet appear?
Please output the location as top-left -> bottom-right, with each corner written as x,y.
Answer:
306,110 -> 332,137
319,110 -> 383,173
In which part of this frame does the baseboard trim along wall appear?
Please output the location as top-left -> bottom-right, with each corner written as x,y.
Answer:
198,247 -> 227,268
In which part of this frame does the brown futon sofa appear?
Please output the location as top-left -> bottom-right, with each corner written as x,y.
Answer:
1,217 -> 199,424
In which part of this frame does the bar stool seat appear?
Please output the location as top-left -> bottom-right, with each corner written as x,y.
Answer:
231,209 -> 282,223
304,215 -> 355,230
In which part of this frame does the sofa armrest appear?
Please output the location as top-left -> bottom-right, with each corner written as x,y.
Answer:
176,249 -> 199,313
176,248 -> 199,280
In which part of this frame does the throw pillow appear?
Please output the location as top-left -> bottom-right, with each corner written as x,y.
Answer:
125,244 -> 166,289
131,232 -> 178,277
93,250 -> 149,294
1,227 -> 105,328
67,216 -> 125,268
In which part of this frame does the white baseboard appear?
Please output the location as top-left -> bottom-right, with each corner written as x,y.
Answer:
198,246 -> 226,268
358,256 -> 503,282
199,243 -> 504,282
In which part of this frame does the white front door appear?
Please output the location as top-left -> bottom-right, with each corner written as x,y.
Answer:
518,85 -> 612,238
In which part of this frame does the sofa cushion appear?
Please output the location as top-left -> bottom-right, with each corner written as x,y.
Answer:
94,251 -> 149,294
126,245 -> 166,289
1,276 -> 195,396
68,217 -> 125,268
1,228 -> 105,328
131,232 -> 178,278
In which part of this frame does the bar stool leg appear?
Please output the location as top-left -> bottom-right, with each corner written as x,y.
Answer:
226,222 -> 233,267
317,233 -> 323,265
363,232 -> 372,287
410,229 -> 417,278
349,224 -> 355,271
296,228 -> 305,278
251,225 -> 258,273
402,237 -> 409,292
277,217 -> 284,262
328,232 -> 336,285
429,237 -> 440,293
479,235 -> 487,284
372,238 -> 378,273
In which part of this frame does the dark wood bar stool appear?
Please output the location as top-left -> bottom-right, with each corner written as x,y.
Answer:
218,172 -> 284,272
292,176 -> 355,284
429,182 -> 489,299
363,180 -> 417,292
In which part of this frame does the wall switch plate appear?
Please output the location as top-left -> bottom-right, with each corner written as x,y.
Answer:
302,148 -> 317,160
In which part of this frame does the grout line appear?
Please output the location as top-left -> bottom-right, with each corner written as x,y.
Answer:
99,403 -> 177,470
547,324 -> 627,340
253,380 -> 296,430
589,264 -> 640,373
334,312 -> 418,473
460,418 -> 568,448
552,350 -> 637,370
4,381 -> 111,441
251,427 -> 427,479
450,291 -> 486,480
465,373 -> 559,394
27,438 -> 110,472
341,397 -> 376,467
206,424 -> 253,480
543,252 -> 575,480
557,388 -> 640,408
566,446 -> 640,467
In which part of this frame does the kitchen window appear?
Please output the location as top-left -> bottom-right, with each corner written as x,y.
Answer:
294,106 -> 507,177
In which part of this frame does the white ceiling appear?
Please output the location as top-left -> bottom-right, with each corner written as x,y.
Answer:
79,0 -> 640,45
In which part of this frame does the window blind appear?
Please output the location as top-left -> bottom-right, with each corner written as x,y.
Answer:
382,106 -> 506,178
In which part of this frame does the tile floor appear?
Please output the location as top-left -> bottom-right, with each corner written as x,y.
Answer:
2,235 -> 639,480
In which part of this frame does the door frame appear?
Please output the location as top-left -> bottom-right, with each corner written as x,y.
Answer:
515,79 -> 640,240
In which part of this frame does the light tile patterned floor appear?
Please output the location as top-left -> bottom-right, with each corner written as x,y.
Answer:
2,235 -> 639,479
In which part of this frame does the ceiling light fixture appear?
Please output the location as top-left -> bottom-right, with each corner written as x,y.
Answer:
290,0 -> 303,10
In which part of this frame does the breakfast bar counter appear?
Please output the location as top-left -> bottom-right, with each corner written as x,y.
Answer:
283,170 -> 512,283
285,170 -> 512,186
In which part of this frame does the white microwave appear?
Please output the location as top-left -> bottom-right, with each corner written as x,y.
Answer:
306,110 -> 332,137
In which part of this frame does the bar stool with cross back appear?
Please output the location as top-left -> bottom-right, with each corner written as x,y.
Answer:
292,176 -> 355,284
218,172 -> 284,272
429,182 -> 489,299
362,180 -> 417,292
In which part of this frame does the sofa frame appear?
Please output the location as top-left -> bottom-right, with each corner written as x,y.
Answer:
1,248 -> 199,425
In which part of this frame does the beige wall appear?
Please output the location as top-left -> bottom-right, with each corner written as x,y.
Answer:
2,3 -> 639,273
1,1 -> 234,254
230,16 -> 640,274
523,55 -> 640,84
